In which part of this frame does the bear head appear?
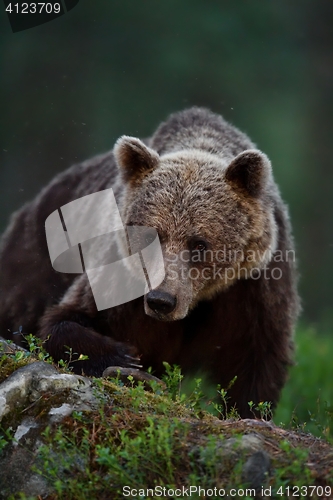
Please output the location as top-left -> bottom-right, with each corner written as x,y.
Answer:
113,136 -> 278,321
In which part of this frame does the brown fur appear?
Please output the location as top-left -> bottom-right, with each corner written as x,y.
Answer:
0,107 -> 299,418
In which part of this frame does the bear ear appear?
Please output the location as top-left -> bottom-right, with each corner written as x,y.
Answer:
225,149 -> 271,197
114,136 -> 160,185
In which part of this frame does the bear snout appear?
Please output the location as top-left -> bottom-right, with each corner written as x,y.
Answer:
146,290 -> 177,316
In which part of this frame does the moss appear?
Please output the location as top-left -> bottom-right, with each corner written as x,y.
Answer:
26,377 -> 333,499
0,345 -> 333,499
0,354 -> 35,384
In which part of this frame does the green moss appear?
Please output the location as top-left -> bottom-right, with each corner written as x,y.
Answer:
1,339 -> 333,499
0,353 -> 34,384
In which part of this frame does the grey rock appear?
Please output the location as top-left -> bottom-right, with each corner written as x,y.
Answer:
13,417 -> 39,446
197,433 -> 263,464
0,361 -> 98,423
103,365 -> 166,390
0,361 -> 57,420
0,335 -> 28,354
223,433 -> 263,453
242,450 -> 271,493
48,402 -> 77,422
0,353 -> 100,498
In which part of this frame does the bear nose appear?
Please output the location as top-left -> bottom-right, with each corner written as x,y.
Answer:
146,290 -> 177,315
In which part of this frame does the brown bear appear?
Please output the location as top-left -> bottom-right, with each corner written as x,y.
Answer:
0,107 -> 299,418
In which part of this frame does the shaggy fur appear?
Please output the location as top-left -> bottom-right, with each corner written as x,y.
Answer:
0,107 -> 299,418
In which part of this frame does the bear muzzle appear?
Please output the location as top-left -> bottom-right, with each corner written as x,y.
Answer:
145,290 -> 177,317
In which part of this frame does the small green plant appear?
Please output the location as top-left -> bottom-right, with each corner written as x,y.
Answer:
33,401 -> 190,499
308,400 -> 333,441
248,400 -> 273,420
23,333 -> 50,361
211,377 -> 238,419
0,433 -> 9,452
162,361 -> 183,399
0,339 -> 31,378
271,439 -> 312,490
182,377 -> 205,415
57,346 -> 89,371
0,426 -> 14,453
12,350 -> 25,362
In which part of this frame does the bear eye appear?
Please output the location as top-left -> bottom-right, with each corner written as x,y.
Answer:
192,241 -> 207,252
189,238 -> 208,253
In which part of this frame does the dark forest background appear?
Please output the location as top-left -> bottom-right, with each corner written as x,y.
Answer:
1,1 -> 333,329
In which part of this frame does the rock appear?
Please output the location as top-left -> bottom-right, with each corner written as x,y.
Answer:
13,417 -> 39,446
0,361 -> 98,422
223,433 -> 263,454
0,361 -> 57,420
0,335 -> 28,354
0,350 -> 99,498
103,366 -> 166,390
242,450 -> 271,493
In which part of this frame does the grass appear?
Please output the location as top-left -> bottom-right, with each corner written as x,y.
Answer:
275,324 -> 333,439
2,324 -> 333,440
1,331 -> 333,499
179,324 -> 333,439
5,374 -> 326,500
